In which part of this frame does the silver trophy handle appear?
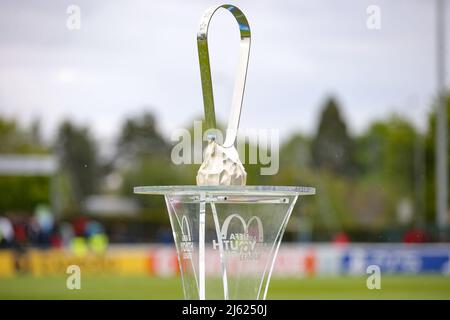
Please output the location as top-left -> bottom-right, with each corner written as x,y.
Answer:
197,4 -> 251,148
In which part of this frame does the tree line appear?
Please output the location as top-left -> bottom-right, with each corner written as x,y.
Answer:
0,95 -> 449,238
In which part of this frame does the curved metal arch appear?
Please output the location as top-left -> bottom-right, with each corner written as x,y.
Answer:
197,4 -> 251,148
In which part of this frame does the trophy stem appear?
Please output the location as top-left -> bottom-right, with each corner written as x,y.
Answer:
198,193 -> 206,300
211,202 -> 229,299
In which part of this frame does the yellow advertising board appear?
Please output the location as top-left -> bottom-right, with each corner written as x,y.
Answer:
0,248 -> 152,277
0,250 -> 15,277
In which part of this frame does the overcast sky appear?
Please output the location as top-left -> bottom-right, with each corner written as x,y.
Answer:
0,0 -> 449,146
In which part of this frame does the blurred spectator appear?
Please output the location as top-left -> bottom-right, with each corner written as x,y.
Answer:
14,221 -> 27,246
71,237 -> 88,257
85,220 -> 104,237
49,222 -> 63,248
35,205 -> 54,234
60,222 -> 74,247
0,216 -> 14,248
156,226 -> 173,244
89,234 -> 108,254
0,209 -> 108,253
332,232 -> 350,245
34,205 -> 54,248
403,228 -> 428,243
72,216 -> 88,237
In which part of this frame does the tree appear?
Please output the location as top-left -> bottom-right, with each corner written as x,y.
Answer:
280,133 -> 311,169
116,111 -> 177,219
0,116 -> 50,213
311,97 -> 355,176
0,117 -> 46,154
356,116 -> 417,192
356,115 -> 419,227
55,121 -> 99,204
117,112 -> 168,160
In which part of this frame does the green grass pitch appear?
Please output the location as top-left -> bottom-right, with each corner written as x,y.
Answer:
0,275 -> 449,299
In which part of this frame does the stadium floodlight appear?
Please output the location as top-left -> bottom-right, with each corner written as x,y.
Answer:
435,0 -> 448,234
134,4 -> 315,300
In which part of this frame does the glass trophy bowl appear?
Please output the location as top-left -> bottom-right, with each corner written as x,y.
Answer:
134,185 -> 315,300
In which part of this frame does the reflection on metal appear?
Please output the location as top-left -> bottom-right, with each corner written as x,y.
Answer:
197,4 -> 251,148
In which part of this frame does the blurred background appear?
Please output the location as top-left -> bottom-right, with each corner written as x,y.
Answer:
0,0 -> 449,299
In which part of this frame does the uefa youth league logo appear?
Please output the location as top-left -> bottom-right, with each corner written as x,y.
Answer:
213,213 -> 264,261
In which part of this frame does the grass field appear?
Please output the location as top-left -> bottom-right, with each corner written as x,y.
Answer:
0,275 -> 450,299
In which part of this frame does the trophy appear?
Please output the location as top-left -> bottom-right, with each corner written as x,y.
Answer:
134,4 -> 315,300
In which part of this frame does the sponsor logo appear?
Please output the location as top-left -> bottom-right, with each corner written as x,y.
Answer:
212,214 -> 264,261
179,215 -> 194,259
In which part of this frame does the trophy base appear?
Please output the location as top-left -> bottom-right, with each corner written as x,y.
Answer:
134,185 -> 315,300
